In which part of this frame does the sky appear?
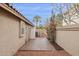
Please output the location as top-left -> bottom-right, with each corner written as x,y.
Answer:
12,3 -> 71,25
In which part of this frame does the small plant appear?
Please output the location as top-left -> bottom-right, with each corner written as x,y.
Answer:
45,16 -> 56,42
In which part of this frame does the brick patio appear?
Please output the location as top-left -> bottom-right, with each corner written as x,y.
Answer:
20,38 -> 56,50
15,50 -> 70,56
15,38 -> 71,56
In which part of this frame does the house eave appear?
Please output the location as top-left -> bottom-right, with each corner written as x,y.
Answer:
0,3 -> 34,27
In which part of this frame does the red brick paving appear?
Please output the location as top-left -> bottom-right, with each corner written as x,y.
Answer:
15,50 -> 71,56
15,38 -> 71,56
20,38 -> 56,50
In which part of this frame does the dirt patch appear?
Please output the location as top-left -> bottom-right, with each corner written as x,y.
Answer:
50,41 -> 64,50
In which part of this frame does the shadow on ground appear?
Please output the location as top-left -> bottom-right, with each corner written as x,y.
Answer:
49,41 -> 64,50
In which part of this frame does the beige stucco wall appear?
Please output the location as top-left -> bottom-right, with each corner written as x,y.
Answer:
25,24 -> 31,41
25,25 -> 35,40
56,24 -> 79,55
30,27 -> 35,39
0,8 -> 28,55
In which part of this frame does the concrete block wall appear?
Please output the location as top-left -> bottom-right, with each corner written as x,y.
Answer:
56,24 -> 79,55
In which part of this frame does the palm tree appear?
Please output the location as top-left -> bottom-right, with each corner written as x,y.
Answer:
33,15 -> 41,28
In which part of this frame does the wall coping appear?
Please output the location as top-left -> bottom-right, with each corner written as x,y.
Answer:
56,24 -> 79,31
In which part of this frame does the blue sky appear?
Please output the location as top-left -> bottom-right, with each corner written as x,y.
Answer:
12,3 -> 71,25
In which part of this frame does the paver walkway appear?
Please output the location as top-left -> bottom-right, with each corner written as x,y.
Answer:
15,37 -> 70,56
15,50 -> 70,56
20,38 -> 56,50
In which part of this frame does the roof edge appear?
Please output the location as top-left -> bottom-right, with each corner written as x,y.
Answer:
0,3 -> 34,27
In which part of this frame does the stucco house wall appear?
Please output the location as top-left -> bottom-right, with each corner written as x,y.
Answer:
25,25 -> 35,40
0,5 -> 34,55
0,8 -> 26,55
30,27 -> 35,39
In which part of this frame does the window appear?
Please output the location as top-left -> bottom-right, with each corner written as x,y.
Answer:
21,28 -> 24,34
19,20 -> 25,38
